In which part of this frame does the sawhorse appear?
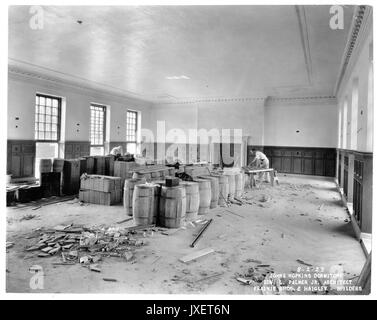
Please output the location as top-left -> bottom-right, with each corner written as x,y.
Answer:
243,168 -> 278,188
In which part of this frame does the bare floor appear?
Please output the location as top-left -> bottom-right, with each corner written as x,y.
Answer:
6,174 -> 366,295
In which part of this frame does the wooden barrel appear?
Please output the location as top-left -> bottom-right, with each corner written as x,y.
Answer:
181,181 -> 200,221
124,178 -> 147,216
150,183 -> 161,222
52,158 -> 64,172
193,178 -> 211,215
235,173 -> 243,198
159,185 -> 186,228
225,173 -> 236,200
39,159 -> 52,173
199,175 -> 219,209
133,184 -> 157,226
168,168 -> 175,176
216,175 -> 229,205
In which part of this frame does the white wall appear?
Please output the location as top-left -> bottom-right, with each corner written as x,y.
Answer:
264,101 -> 338,148
8,72 -> 153,142
150,100 -> 265,145
151,98 -> 337,148
337,20 -> 373,152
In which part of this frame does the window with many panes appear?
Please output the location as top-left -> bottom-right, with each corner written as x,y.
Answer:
90,104 -> 106,149
126,110 -> 138,154
35,94 -> 61,141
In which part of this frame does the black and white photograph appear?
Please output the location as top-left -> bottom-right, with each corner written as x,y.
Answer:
2,1 -> 375,301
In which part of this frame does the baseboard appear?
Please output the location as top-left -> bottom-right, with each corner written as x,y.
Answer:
360,233 -> 372,256
350,211 -> 362,240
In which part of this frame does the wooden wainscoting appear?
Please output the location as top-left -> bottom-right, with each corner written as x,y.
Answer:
7,140 -> 36,178
262,146 -> 336,177
338,149 -> 373,234
64,141 -> 90,159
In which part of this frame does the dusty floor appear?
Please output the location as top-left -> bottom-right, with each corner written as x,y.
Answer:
6,174 -> 366,295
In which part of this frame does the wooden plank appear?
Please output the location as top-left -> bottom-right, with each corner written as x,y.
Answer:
179,248 -> 214,263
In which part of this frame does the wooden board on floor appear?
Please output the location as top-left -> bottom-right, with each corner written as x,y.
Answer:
179,248 -> 214,263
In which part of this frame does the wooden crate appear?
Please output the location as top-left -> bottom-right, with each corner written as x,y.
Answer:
80,175 -> 122,193
94,156 -> 106,175
79,189 -> 122,206
104,155 -> 115,176
113,161 -> 138,186
40,172 -> 61,197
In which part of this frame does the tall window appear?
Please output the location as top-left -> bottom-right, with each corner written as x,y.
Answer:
90,104 -> 106,156
35,94 -> 61,141
34,94 -> 61,178
126,110 -> 138,154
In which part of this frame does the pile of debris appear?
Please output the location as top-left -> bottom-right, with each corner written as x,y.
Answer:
24,223 -> 152,272
236,263 -> 275,286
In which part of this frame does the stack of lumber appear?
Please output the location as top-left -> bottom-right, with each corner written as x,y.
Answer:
79,174 -> 122,205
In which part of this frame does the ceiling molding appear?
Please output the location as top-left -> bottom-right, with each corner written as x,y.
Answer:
8,59 -> 156,105
334,5 -> 372,97
265,95 -> 337,106
158,95 -> 337,106
295,5 -> 313,85
160,97 -> 266,105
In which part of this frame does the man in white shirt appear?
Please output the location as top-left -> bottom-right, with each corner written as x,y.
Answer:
249,148 -> 270,182
110,146 -> 123,157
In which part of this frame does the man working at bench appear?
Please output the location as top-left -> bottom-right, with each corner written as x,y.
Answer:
248,148 -> 270,182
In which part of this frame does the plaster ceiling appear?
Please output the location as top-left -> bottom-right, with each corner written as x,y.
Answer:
8,5 -> 354,102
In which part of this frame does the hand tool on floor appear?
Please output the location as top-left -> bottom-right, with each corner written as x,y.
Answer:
190,218 -> 213,248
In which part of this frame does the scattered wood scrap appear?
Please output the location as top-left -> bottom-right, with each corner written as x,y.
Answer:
116,217 -> 133,224
179,248 -> 215,263
223,209 -> 245,219
296,259 -> 313,267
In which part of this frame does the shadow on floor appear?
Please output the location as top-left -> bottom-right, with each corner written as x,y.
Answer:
328,222 -> 357,238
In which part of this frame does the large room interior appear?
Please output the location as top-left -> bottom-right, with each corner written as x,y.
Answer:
6,5 -> 373,295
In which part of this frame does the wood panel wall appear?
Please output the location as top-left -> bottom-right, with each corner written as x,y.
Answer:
338,149 -> 373,234
7,140 -> 36,178
262,146 -> 336,177
64,141 -> 90,159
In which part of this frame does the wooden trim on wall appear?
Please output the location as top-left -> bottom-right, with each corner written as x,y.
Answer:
64,141 -> 90,159
7,139 -> 36,178
337,148 -> 373,158
262,146 -> 336,177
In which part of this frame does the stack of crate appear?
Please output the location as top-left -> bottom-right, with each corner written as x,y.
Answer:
79,174 -> 122,206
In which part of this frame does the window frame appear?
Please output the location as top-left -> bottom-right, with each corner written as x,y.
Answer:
126,110 -> 138,143
34,93 -> 62,143
90,103 -> 107,148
